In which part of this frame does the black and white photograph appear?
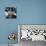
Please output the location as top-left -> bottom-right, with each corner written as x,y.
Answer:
18,25 -> 46,46
5,7 -> 17,19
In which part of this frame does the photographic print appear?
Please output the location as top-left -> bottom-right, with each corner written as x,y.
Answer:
18,25 -> 46,46
5,7 -> 17,19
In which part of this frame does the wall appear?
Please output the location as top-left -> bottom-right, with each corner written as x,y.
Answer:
0,0 -> 46,44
